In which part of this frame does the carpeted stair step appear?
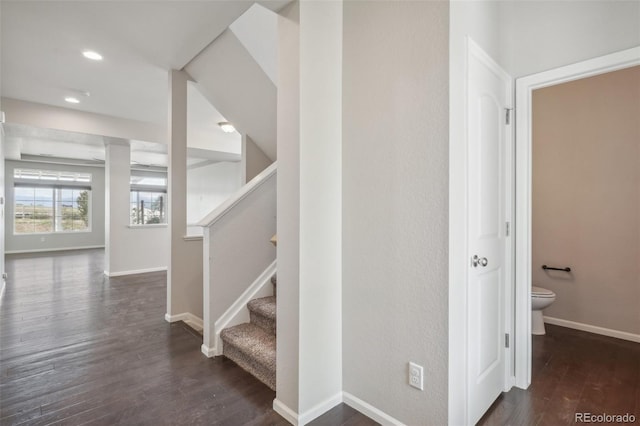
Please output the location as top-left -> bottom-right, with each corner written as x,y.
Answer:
248,296 -> 276,335
220,323 -> 276,390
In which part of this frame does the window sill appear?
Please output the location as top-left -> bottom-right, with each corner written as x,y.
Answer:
127,224 -> 168,229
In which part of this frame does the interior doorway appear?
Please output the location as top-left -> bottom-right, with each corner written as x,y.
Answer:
514,46 -> 640,389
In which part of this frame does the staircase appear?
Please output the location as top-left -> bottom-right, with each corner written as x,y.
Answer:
220,275 -> 277,390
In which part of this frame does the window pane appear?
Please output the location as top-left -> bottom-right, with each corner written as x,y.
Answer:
14,184 -> 90,234
34,188 -> 53,202
130,191 -> 165,225
59,189 -> 74,203
14,169 -> 91,183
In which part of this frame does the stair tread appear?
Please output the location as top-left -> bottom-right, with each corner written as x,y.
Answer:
220,323 -> 275,369
247,296 -> 276,320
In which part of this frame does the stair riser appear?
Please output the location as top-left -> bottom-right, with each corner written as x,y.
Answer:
223,343 -> 276,391
250,311 -> 276,335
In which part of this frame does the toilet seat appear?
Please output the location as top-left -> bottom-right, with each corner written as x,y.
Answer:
532,286 -> 555,298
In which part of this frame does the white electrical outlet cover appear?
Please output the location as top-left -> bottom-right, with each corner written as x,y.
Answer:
409,362 -> 424,390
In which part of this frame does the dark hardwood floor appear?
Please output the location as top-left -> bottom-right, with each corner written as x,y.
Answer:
0,249 -> 377,426
479,323 -> 640,426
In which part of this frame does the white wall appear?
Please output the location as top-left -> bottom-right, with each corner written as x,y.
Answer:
184,29 -> 277,161
500,0 -> 640,78
5,160 -> 106,253
298,0 -> 343,419
229,3 -> 278,84
275,0 -> 300,414
168,70 -> 203,320
104,142 -> 168,276
1,97 -> 165,144
342,2 -> 449,425
187,161 -> 241,225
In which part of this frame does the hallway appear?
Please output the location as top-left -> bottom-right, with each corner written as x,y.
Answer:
0,250 -> 374,425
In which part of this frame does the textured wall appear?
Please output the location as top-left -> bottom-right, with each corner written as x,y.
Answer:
533,66 -> 640,335
342,1 -> 449,424
500,0 -> 640,77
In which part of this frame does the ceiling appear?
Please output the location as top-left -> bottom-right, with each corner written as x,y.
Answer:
0,0 -> 287,125
2,123 -> 241,168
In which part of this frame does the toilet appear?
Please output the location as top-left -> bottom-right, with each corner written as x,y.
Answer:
531,286 -> 556,335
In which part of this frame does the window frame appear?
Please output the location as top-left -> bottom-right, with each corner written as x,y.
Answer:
13,185 -> 93,235
129,169 -> 168,226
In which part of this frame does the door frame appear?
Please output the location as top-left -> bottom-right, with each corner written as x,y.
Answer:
449,37 -> 514,425
513,46 -> 640,389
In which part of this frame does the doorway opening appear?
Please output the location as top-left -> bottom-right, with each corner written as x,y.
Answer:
514,46 -> 640,388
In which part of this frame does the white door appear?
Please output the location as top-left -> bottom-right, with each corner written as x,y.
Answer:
466,40 -> 512,425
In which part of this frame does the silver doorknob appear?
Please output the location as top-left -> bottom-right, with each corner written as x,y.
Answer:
472,255 -> 488,268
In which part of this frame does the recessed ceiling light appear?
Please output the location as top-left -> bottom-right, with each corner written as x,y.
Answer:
82,50 -> 103,61
65,97 -> 80,104
218,122 -> 236,133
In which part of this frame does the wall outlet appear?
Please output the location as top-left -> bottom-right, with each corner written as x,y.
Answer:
408,362 -> 424,390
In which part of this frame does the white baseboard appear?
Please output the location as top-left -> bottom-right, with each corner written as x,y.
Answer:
273,399 -> 299,426
201,344 -> 217,358
343,392 -> 405,426
298,392 -> 343,425
6,245 -> 104,254
164,312 -> 203,329
544,316 -> 640,343
209,260 -> 276,353
105,266 -> 167,277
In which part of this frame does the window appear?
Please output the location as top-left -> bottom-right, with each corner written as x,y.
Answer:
130,170 -> 167,225
14,169 -> 91,234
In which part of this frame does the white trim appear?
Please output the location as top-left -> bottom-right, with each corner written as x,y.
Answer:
127,224 -> 168,229
273,399 -> 299,426
182,235 -> 203,241
105,266 -> 167,277
201,344 -> 216,358
197,161 -> 277,227
342,392 -> 405,426
544,316 -> 640,344
514,45 -> 640,391
164,312 -> 203,327
298,392 -> 343,426
6,245 -> 104,254
207,260 -> 277,356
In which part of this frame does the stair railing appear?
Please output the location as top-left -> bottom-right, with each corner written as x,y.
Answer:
198,162 -> 277,356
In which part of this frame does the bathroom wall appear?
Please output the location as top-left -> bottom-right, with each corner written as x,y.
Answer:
532,65 -> 640,337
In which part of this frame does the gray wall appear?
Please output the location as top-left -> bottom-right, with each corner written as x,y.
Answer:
5,160 -> 105,252
245,135 -> 272,182
342,1 -> 449,424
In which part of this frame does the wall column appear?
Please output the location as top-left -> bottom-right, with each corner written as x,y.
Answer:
275,0 -> 343,422
167,69 -> 203,321
104,140 -> 130,276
